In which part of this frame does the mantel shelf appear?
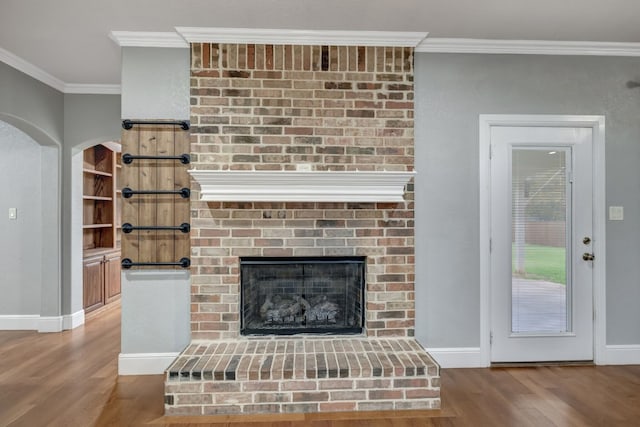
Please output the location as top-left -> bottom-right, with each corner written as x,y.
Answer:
188,170 -> 415,202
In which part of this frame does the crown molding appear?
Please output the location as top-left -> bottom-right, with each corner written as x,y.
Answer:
416,38 -> 640,56
109,31 -> 189,48
0,46 -> 65,92
0,47 -> 122,94
64,84 -> 121,94
176,27 -> 428,47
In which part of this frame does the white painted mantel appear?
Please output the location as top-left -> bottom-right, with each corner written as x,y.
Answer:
189,170 -> 415,202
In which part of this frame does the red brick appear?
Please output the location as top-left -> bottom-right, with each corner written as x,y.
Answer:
292,391 -> 329,402
165,406 -> 203,416
330,390 -> 367,401
369,390 -> 403,400
319,402 -> 357,412
241,381 -> 279,392
406,388 -> 440,399
176,394 -> 212,405
214,393 -> 253,405
254,392 -> 291,403
318,379 -> 353,390
282,381 -> 317,391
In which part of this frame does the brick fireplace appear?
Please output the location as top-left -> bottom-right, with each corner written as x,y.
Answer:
164,41 -> 439,415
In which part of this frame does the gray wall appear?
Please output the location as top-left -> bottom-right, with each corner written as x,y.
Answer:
122,47 -> 190,120
0,62 -> 63,144
121,271 -> 191,353
120,47 -> 191,356
0,60 -> 122,323
62,94 -> 121,316
414,53 -> 640,348
64,94 -> 121,148
0,122 -> 43,315
0,61 -> 63,319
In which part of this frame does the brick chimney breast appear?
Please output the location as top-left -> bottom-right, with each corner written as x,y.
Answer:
190,43 -> 415,340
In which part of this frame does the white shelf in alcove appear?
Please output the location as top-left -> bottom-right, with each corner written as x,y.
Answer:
188,170 -> 416,203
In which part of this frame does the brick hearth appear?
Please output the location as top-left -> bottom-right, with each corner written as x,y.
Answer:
165,337 -> 439,415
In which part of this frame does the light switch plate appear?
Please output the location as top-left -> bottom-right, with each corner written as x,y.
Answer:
8,208 -> 17,220
609,206 -> 624,221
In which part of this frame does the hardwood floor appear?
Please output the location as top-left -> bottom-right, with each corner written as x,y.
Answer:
1,305 -> 640,426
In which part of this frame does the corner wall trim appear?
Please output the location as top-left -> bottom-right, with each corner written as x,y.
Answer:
63,84 -> 121,94
118,352 -> 180,375
0,47 -> 121,94
109,31 -> 189,48
62,310 -> 85,330
603,345 -> 640,365
0,46 -> 65,92
38,316 -> 64,333
426,347 -> 484,368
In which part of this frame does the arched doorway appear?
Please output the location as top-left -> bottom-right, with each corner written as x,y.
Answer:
0,116 -> 61,331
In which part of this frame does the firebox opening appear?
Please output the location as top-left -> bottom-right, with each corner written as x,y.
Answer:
240,257 -> 366,336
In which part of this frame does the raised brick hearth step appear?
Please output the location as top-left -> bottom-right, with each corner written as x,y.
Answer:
165,337 -> 440,416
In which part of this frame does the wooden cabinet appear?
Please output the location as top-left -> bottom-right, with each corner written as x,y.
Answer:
83,143 -> 122,312
104,251 -> 122,303
82,256 -> 104,312
83,249 -> 121,313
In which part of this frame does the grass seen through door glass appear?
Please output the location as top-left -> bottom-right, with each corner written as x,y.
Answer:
512,244 -> 566,285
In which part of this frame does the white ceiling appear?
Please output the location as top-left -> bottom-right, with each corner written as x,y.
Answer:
1,0 -> 640,90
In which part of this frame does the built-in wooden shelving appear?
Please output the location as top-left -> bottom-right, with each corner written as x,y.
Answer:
82,143 -> 122,313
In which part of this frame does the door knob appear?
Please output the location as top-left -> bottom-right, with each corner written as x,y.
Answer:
583,237 -> 591,245
582,253 -> 595,261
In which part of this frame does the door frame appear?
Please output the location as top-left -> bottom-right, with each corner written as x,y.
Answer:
479,114 -> 606,366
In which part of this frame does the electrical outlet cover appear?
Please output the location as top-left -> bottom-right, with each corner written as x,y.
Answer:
609,206 -> 624,221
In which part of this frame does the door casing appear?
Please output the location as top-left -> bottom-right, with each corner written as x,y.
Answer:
479,114 -> 606,366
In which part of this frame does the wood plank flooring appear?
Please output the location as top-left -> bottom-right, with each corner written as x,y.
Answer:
1,304 -> 640,426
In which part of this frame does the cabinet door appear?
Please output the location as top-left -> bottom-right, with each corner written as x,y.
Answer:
104,253 -> 121,303
83,258 -> 104,312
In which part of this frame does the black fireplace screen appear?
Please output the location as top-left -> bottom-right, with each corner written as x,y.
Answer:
240,257 -> 365,335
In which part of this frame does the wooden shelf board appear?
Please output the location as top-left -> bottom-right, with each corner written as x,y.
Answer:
83,195 -> 113,201
83,247 -> 120,258
83,168 -> 113,177
83,223 -> 113,229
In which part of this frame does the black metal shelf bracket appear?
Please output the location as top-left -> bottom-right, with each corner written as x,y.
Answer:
122,119 -> 190,131
122,187 -> 190,199
121,257 -> 191,269
122,153 -> 190,165
122,222 -> 190,234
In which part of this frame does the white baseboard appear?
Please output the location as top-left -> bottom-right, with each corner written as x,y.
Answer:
0,311 -> 86,332
63,310 -> 85,330
118,352 -> 180,375
427,347 -> 484,368
429,345 -> 640,367
0,315 -> 40,330
603,345 -> 640,365
38,316 -> 63,333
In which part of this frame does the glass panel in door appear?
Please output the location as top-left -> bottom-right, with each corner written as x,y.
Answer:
511,148 -> 570,334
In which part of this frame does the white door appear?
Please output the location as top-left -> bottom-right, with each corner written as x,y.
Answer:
490,125 -> 594,362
